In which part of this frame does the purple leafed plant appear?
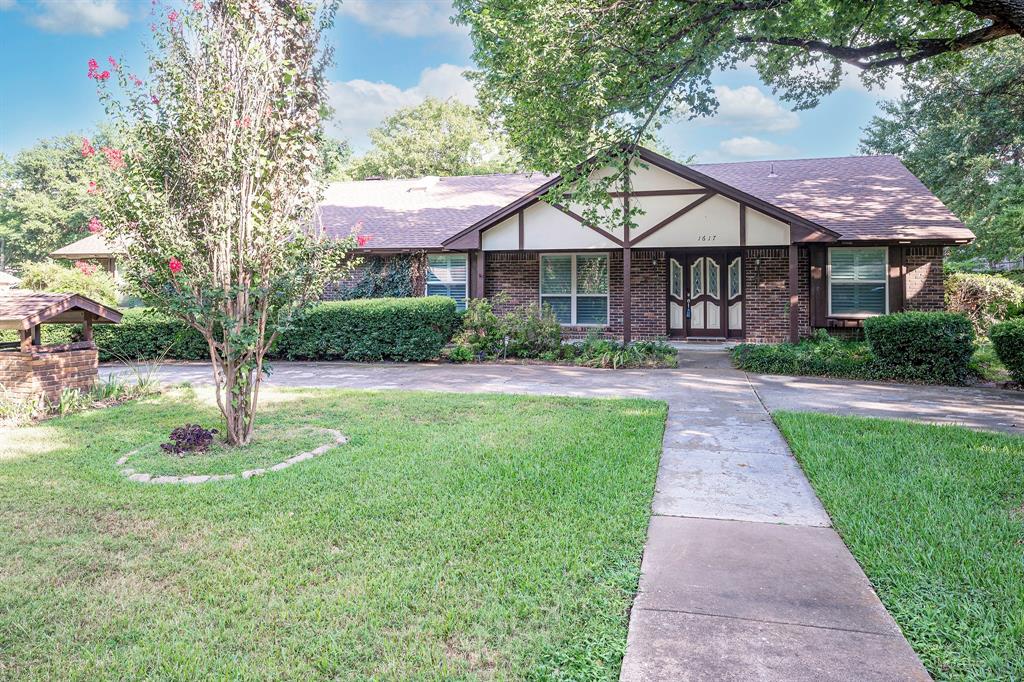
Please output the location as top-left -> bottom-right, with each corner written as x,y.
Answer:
161,424 -> 219,457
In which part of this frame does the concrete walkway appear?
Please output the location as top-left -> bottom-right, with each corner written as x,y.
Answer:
98,355 -> 1023,680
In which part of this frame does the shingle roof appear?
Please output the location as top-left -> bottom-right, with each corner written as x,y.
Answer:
316,154 -> 973,249
50,233 -> 123,258
0,292 -> 121,330
691,155 -> 973,242
320,173 -> 554,250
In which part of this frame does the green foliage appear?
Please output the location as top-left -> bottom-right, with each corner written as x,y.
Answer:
990,318 -> 1024,383
347,98 -> 520,180
452,296 -> 505,357
16,260 -> 118,307
455,0 -> 1020,233
575,334 -> 678,369
444,344 -> 475,363
0,133 -> 108,264
732,330 -> 876,379
91,1 -> 350,444
864,312 -> 976,384
503,302 -> 563,358
319,136 -> 352,181
93,308 -> 208,362
344,255 -> 415,299
945,272 -> 1024,333
862,40 -> 1024,263
275,297 -> 460,362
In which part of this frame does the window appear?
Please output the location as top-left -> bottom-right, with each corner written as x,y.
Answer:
540,253 -> 609,325
828,247 -> 887,317
425,253 -> 468,311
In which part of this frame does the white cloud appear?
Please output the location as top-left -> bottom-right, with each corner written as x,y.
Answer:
338,0 -> 463,37
0,0 -> 16,11
715,136 -> 796,160
28,0 -> 129,35
706,85 -> 799,132
838,68 -> 906,102
327,64 -> 475,149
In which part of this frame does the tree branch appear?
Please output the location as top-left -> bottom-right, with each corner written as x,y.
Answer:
739,21 -> 1017,70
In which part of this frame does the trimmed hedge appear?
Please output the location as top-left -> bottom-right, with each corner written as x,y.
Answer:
93,308 -> 208,362
864,311 -> 975,384
731,331 -> 875,379
990,319 -> 1024,383
274,297 -> 460,361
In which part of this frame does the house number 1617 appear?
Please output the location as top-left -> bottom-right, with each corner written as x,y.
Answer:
696,234 -> 717,242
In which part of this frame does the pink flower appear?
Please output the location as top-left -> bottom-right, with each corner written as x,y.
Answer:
80,138 -> 95,157
107,56 -> 118,70
86,181 -> 98,195
193,1 -> 203,9
151,95 -> 160,105
168,257 -> 183,274
130,73 -> 143,87
357,234 -> 372,247
87,58 -> 98,79
75,260 -> 97,276
87,216 -> 103,233
100,146 -> 125,171
97,70 -> 110,81
168,10 -> 179,22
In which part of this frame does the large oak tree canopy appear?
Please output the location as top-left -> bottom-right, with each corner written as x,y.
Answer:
454,0 -> 1023,209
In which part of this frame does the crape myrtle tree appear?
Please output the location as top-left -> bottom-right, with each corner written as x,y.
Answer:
88,0 -> 354,445
453,0 -> 1024,232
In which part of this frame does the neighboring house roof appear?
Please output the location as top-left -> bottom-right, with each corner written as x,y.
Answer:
691,155 -> 973,242
0,292 -> 121,330
320,173 -> 555,250
50,233 -> 123,259
0,271 -> 20,287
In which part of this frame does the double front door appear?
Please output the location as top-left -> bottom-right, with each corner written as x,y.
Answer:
668,251 -> 744,338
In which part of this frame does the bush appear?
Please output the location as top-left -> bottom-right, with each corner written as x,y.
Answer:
452,297 -> 504,357
575,334 -> 678,369
504,302 -> 563,358
17,260 -> 119,307
945,272 -> 1024,333
990,319 -> 1024,383
732,329 -> 875,379
275,296 -> 459,362
864,312 -> 975,384
93,308 -> 208,361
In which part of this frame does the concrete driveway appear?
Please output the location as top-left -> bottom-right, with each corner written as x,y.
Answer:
100,354 -> 1024,680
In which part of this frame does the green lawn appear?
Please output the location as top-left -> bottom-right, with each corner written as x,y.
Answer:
775,412 -> 1024,681
0,388 -> 667,680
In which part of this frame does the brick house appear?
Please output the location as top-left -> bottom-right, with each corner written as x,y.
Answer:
321,147 -> 971,343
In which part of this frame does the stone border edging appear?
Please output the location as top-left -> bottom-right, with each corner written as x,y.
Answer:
116,428 -> 348,484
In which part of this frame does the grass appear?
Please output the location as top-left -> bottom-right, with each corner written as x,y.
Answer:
0,387 -> 666,681
970,339 -> 1011,383
774,411 -> 1024,681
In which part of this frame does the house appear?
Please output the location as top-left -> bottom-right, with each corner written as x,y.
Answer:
50,233 -> 123,278
320,147 -> 973,343
0,271 -> 20,291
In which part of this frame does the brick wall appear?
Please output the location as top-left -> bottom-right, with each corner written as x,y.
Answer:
743,247 -> 810,343
0,348 -> 98,402
323,253 -> 426,301
904,246 -> 945,311
484,250 -> 667,340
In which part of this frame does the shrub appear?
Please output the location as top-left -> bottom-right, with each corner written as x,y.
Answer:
161,424 -> 218,456
731,330 -> 875,379
504,302 -> 562,358
864,312 -> 975,384
452,297 -> 505,358
17,260 -> 119,307
990,319 -> 1024,383
276,296 -> 459,362
945,272 -> 1024,333
575,332 -> 678,369
93,308 -> 208,361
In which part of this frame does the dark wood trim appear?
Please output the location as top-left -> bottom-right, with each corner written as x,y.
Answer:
608,189 -> 709,198
549,203 -> 625,246
441,175 -> 562,248
788,242 -> 800,343
888,245 -> 905,313
630,193 -> 715,246
27,340 -> 96,354
518,211 -> 525,250
739,204 -> 747,247
623,247 -> 632,344
472,250 -> 485,298
809,245 -> 827,327
13,293 -> 122,330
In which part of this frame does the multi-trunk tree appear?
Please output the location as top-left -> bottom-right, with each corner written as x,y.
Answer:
89,0 -> 353,445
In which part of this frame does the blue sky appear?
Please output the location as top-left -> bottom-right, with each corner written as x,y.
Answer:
0,0 -> 904,164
